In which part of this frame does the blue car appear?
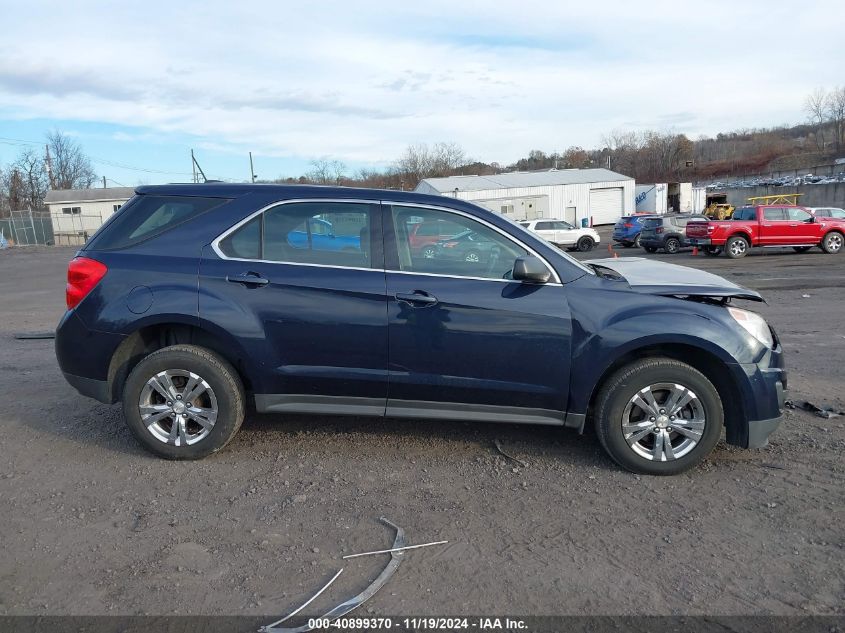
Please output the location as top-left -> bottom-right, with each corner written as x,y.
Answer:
612,214 -> 656,248
56,185 -> 786,475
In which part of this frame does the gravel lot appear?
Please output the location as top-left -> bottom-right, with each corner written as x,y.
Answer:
0,238 -> 843,620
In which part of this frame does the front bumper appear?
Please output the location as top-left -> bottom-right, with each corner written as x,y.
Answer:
726,344 -> 787,449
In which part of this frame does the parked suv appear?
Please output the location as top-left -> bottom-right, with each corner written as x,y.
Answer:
639,214 -> 708,254
56,185 -> 786,475
612,214 -> 655,248
519,219 -> 600,252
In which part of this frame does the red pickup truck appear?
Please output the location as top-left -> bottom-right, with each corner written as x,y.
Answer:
686,205 -> 844,258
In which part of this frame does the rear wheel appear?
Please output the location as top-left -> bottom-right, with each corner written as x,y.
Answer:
122,345 -> 245,460
821,231 -> 843,254
664,237 -> 681,254
576,236 -> 595,252
726,235 -> 749,259
594,358 -> 723,475
634,234 -> 642,248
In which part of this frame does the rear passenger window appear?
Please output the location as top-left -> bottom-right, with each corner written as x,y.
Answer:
88,195 -> 226,250
763,208 -> 786,221
217,202 -> 376,269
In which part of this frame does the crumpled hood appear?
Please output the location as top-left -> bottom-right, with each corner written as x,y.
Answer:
588,257 -> 763,302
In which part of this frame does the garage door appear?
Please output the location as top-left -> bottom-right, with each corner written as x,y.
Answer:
589,188 -> 624,225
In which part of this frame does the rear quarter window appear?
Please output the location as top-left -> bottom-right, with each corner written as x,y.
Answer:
86,195 -> 227,250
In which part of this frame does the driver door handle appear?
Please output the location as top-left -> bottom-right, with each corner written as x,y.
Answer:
395,291 -> 438,307
227,272 -> 270,287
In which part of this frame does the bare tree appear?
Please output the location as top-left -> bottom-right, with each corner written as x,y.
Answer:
11,148 -> 50,209
805,88 -> 828,150
306,158 -> 346,185
393,142 -> 468,184
47,130 -> 97,190
827,86 -> 845,153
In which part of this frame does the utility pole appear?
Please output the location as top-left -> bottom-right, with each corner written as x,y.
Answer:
103,176 -> 107,189
44,145 -> 55,189
249,152 -> 257,183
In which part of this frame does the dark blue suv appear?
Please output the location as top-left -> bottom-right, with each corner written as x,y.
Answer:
56,184 -> 786,475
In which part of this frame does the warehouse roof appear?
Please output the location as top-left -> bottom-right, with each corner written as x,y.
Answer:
45,187 -> 136,204
417,168 -> 633,193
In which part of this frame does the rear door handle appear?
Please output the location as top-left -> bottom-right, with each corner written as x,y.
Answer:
226,272 -> 269,287
395,291 -> 438,307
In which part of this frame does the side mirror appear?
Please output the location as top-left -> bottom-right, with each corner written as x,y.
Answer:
512,255 -> 551,284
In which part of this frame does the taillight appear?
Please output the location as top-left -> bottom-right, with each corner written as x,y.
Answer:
707,225 -> 716,233
66,257 -> 107,310
655,226 -> 664,234
624,222 -> 634,228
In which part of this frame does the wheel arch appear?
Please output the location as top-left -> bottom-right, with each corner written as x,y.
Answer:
106,320 -> 257,404
581,342 -> 746,445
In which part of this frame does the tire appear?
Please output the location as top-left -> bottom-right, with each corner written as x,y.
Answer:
725,235 -> 749,259
464,250 -> 481,263
792,246 -> 811,253
664,237 -> 681,254
421,246 -> 436,259
576,236 -> 595,252
643,246 -> 658,253
594,358 -> 724,475
821,231 -> 843,254
122,344 -> 245,460
634,234 -> 642,248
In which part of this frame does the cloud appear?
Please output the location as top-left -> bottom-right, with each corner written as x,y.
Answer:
0,0 -> 843,167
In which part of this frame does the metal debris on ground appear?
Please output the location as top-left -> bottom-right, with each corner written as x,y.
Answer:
260,517 -> 407,633
261,568 -> 344,630
785,399 -> 844,419
342,540 -> 448,560
13,332 -> 56,340
493,439 -> 528,468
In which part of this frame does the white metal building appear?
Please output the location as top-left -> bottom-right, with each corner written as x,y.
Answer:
415,169 -> 635,226
45,187 -> 135,245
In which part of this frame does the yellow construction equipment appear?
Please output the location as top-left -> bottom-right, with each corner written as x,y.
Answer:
704,202 -> 734,220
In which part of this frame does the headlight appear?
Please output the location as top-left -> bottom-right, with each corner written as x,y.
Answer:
728,307 -> 773,348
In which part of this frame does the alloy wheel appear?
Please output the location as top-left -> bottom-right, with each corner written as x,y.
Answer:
621,382 -> 706,462
138,369 -> 219,446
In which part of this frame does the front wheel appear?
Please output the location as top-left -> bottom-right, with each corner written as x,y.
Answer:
725,236 -> 749,258
576,236 -> 595,252
594,358 -> 723,475
122,345 -> 245,460
821,232 -> 843,254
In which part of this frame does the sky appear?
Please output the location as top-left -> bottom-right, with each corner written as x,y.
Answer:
1,0 -> 844,186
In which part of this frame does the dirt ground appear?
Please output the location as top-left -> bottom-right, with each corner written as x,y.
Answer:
0,239 -> 843,620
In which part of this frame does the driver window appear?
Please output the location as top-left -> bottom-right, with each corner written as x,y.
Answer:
390,206 -> 527,280
786,208 -> 812,222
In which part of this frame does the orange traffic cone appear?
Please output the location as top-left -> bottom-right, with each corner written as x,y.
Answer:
613,251 -> 619,258
692,246 -> 699,256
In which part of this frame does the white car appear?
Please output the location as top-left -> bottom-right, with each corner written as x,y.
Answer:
519,219 -> 600,252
